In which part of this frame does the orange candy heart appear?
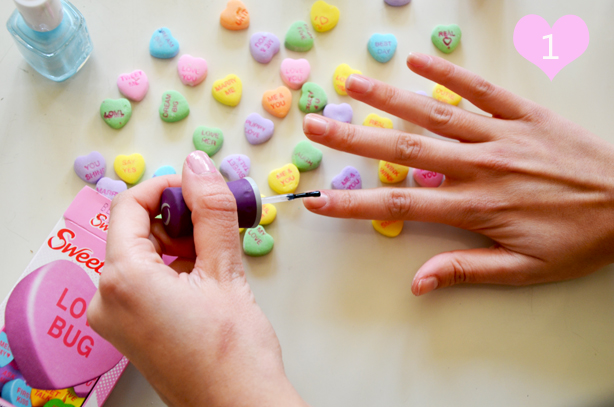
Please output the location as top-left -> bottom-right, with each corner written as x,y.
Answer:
220,0 -> 250,31
262,86 -> 292,118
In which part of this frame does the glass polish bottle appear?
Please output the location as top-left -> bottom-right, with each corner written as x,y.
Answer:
6,0 -> 93,82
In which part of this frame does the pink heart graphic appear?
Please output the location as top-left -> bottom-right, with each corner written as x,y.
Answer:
513,15 -> 589,81
5,260 -> 123,390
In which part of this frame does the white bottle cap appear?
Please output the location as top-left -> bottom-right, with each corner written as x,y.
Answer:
14,0 -> 63,32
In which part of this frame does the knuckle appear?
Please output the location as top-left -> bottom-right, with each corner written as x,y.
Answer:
394,134 -> 422,162
469,75 -> 498,99
439,62 -> 457,82
448,255 -> 471,284
337,191 -> 358,217
386,190 -> 413,219
380,85 -> 404,110
338,124 -> 359,152
522,105 -> 552,125
473,147 -> 516,173
427,102 -> 454,128
109,190 -> 129,213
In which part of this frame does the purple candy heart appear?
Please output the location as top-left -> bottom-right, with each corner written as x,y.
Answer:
244,113 -> 274,145
0,361 -> 23,388
219,154 -> 251,182
323,103 -> 353,124
331,166 -> 362,190
74,152 -> 106,184
96,177 -> 127,200
249,32 -> 281,64
385,0 -> 411,5
414,90 -> 429,96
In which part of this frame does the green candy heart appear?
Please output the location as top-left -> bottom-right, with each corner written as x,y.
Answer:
192,126 -> 224,156
285,21 -> 314,52
431,24 -> 462,54
243,225 -> 274,257
159,90 -> 190,122
100,98 -> 132,129
299,82 -> 327,113
43,399 -> 72,407
292,140 -> 322,172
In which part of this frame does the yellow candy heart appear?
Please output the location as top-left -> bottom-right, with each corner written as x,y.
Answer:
363,113 -> 393,129
268,163 -> 300,194
239,228 -> 245,233
212,74 -> 243,106
114,153 -> 146,184
333,63 -> 362,96
30,388 -> 68,407
259,195 -> 277,226
372,220 -> 404,237
63,388 -> 85,407
310,1 -> 340,32
379,160 -> 409,184
432,84 -> 462,106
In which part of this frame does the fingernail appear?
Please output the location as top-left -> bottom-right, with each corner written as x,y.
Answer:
304,114 -> 329,136
345,74 -> 372,94
417,276 -> 438,296
407,52 -> 432,68
186,151 -> 216,174
304,192 -> 328,210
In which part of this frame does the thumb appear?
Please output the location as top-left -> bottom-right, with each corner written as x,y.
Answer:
182,151 -> 243,279
411,247 -> 537,296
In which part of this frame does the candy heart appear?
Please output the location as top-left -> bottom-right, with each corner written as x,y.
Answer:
100,99 -> 132,129
384,0 -> 411,5
323,103 -> 353,123
244,113 -> 274,145
414,90 -> 429,96
363,113 -> 393,129
96,177 -> 127,200
243,226 -> 274,257
73,379 -> 97,398
259,195 -> 277,226
62,388 -> 84,406
331,166 -> 362,190
0,331 -> 14,368
299,82 -> 327,113
432,84 -> 462,105
31,388 -> 68,406
292,140 -> 323,172
220,0 -> 250,31
212,74 -> 242,107
368,33 -> 398,63
159,90 -> 190,122
333,64 -> 362,96
280,58 -> 310,90
0,361 -> 23,388
262,86 -> 292,118
250,32 -> 280,64
114,153 -> 146,184
372,220 -> 403,237
73,152 -> 106,184
192,126 -> 224,157
431,24 -> 462,54
177,55 -> 208,87
1,379 -> 32,407
413,169 -> 444,187
4,261 -> 123,390
284,21 -> 314,52
152,166 -> 176,177
149,27 -> 179,59
219,154 -> 251,181
42,399 -> 71,407
310,1 -> 340,33
379,160 -> 409,183
116,70 -> 149,102
268,163 -> 300,194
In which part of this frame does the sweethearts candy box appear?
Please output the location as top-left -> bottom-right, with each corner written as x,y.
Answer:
0,187 -> 128,407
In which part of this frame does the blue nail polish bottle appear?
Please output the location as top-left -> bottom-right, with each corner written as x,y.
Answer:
6,0 -> 93,82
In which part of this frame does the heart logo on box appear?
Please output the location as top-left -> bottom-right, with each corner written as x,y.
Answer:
4,260 -> 123,390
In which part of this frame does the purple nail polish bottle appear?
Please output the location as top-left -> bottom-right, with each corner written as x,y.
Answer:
160,177 -> 262,238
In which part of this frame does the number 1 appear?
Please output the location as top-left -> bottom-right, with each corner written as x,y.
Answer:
543,34 -> 559,60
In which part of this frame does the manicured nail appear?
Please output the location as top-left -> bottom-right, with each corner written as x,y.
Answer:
417,276 -> 438,296
304,192 -> 328,210
304,114 -> 329,136
186,151 -> 216,174
345,74 -> 372,94
407,52 -> 432,68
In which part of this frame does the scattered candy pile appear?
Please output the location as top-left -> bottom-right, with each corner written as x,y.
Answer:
78,0 -> 462,257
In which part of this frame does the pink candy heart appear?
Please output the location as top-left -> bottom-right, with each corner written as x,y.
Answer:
5,260 -> 123,390
177,54 -> 208,87
280,58 -> 310,90
413,169 -> 443,188
513,15 -> 589,81
117,70 -> 149,102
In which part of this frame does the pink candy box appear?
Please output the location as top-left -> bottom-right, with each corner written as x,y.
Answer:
0,187 -> 128,407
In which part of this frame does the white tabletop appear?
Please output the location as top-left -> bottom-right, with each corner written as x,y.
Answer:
1,1 -> 614,406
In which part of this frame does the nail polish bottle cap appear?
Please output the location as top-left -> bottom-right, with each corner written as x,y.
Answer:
14,0 -> 64,32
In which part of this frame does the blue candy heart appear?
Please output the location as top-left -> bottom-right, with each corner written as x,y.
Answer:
0,332 -> 14,368
149,27 -> 180,59
1,378 -> 32,407
153,165 -> 177,177
368,33 -> 398,63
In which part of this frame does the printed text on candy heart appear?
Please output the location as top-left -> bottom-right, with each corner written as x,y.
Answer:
419,171 -> 439,179
313,15 -> 329,30
12,385 -> 29,406
47,228 -> 104,274
294,153 -> 313,166
47,287 -> 94,358
233,8 -> 248,25
254,36 -> 275,53
340,174 -> 360,190
275,168 -> 295,186
154,29 -> 176,48
103,111 -> 124,119
247,228 -> 266,245
199,131 -> 220,146
0,337 -> 10,359
215,78 -> 237,94
335,75 -> 348,92
380,162 -> 400,182
245,120 -> 266,137
82,161 -> 105,182
304,91 -> 321,111
266,93 -> 287,109
119,72 -> 143,87
162,94 -> 179,118
119,159 -> 139,174
227,158 -> 248,177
